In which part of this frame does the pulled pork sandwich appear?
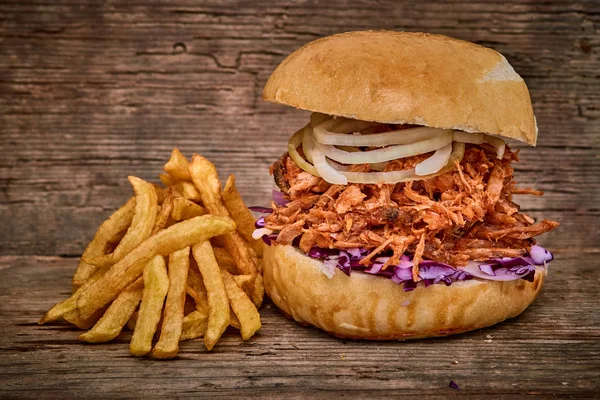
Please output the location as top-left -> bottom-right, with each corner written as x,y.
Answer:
254,31 -> 559,339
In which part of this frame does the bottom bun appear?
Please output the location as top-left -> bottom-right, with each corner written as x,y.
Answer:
263,244 -> 545,340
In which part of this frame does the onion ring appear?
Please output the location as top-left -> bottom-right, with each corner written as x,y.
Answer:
415,143 -> 453,176
327,142 -> 465,184
483,134 -> 506,159
288,126 -> 319,176
322,130 -> 453,164
314,121 -> 445,147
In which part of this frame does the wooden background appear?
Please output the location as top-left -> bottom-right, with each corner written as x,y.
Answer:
1,0 -> 599,398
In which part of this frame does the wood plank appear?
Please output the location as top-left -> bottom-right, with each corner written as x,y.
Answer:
0,253 -> 598,397
1,0 -> 598,255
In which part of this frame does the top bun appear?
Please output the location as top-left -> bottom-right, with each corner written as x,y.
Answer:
263,31 -> 537,145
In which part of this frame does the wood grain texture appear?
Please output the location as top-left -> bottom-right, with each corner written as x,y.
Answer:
1,0 -> 599,255
0,254 -> 599,398
0,0 -> 599,397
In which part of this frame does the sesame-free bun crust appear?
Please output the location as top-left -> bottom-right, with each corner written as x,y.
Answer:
263,244 -> 544,340
263,31 -> 537,145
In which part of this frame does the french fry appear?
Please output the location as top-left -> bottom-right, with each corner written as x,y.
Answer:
170,181 -> 201,202
130,255 -> 169,357
186,264 -> 209,312
180,310 -> 208,341
189,155 -> 257,278
153,184 -> 168,204
39,265 -> 110,324
152,193 -> 174,235
222,175 -> 263,257
171,197 -> 207,221
221,270 -> 261,340
249,273 -> 265,309
42,149 -> 266,360
192,242 -> 230,351
79,278 -> 143,343
232,274 -> 254,291
76,215 -> 236,320
229,311 -> 241,330
86,176 -> 158,268
126,311 -> 138,331
39,293 -> 80,325
64,306 -> 108,330
210,234 -> 225,246
246,242 -> 259,264
212,247 -> 237,273
72,197 -> 135,289
159,173 -> 176,187
164,148 -> 191,182
152,247 -> 190,359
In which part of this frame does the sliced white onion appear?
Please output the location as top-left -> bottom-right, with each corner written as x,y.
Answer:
415,143 -> 453,176
252,228 -> 273,240
302,125 -> 315,163
453,131 -> 484,144
310,142 -> 348,185
484,134 -> 506,159
323,130 -> 453,164
314,121 -> 445,147
326,142 -> 466,184
337,166 -> 417,184
288,126 -> 319,176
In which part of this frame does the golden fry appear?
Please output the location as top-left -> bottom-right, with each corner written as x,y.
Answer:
86,176 -> 158,268
186,264 -> 209,312
76,215 -> 236,320
159,173 -> 176,187
42,149 -> 266,359
232,274 -> 254,291
130,255 -> 169,357
221,270 -> 261,340
211,247 -> 237,273
249,273 -> 265,309
72,197 -> 135,289
192,242 -> 230,351
152,247 -> 190,359
79,278 -> 143,343
222,175 -> 263,257
170,181 -> 202,202
63,306 -> 108,330
220,232 -> 256,276
246,242 -> 259,264
126,311 -> 138,331
171,197 -> 207,221
164,148 -> 191,182
40,265 -> 110,325
189,155 -> 257,277
153,184 -> 168,204
180,310 -> 208,341
152,194 -> 174,235
230,311 -> 241,329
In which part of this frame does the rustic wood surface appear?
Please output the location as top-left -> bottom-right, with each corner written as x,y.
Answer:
1,254 -> 599,398
1,0 -> 599,398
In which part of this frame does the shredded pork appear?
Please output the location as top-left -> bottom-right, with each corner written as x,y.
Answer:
265,144 -> 559,268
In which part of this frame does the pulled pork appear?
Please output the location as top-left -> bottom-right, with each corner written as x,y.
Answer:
265,145 -> 559,268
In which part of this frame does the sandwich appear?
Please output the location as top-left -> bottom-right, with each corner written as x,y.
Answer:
254,31 -> 559,339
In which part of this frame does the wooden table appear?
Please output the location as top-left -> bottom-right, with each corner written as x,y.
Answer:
1,0 -> 599,397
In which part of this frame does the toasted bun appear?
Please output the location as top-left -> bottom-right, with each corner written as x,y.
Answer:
263,31 -> 537,145
263,244 -> 545,340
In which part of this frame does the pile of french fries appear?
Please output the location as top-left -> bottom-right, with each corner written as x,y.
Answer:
39,149 -> 264,359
